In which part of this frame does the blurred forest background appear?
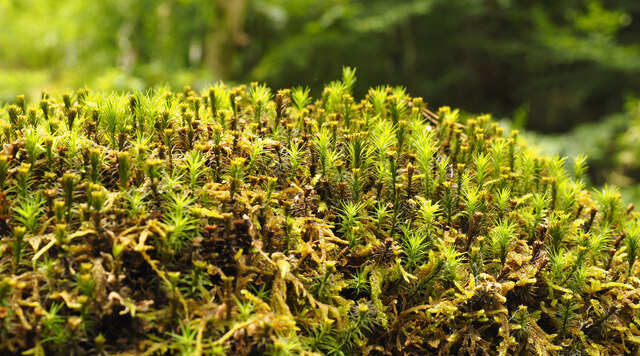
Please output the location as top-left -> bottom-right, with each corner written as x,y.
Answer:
2,0 -> 640,201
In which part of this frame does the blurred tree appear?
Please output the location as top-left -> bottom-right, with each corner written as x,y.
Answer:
242,0 -> 640,132
205,0 -> 249,80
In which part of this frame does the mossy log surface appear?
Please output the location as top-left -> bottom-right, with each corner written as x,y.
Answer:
1,77 -> 640,355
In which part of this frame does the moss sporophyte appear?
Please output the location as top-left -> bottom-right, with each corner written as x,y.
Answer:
1,68 -> 640,354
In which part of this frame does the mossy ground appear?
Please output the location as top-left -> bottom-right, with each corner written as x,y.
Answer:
1,70 -> 640,355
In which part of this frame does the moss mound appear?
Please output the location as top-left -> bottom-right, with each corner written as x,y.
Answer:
1,72 -> 640,355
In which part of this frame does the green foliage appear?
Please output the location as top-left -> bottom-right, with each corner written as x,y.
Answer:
2,0 -> 640,135
338,201 -> 366,247
183,149 -> 207,190
12,193 -> 45,234
400,222 -> 429,270
625,221 -> 640,276
490,220 -> 517,266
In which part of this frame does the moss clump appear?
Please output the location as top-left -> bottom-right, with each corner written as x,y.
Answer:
1,70 -> 640,355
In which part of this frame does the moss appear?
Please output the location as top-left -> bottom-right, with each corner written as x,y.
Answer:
0,69 -> 640,355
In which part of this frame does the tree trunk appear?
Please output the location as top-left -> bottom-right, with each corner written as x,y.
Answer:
205,0 -> 248,80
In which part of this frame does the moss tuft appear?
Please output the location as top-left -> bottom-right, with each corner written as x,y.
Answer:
1,70 -> 640,354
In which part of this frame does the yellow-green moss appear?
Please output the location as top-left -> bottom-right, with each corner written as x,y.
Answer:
0,69 -> 639,355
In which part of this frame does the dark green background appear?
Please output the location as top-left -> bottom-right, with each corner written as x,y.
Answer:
3,0 -> 640,132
